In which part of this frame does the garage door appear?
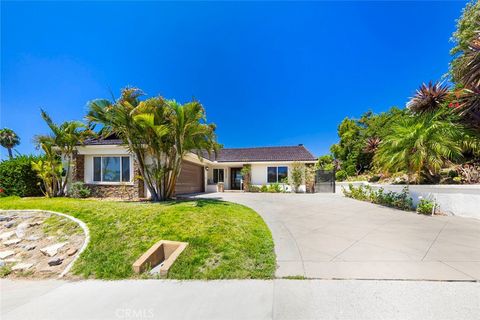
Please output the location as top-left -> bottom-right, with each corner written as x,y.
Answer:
175,161 -> 205,195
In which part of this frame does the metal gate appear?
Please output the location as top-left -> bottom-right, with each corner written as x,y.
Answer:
315,169 -> 335,193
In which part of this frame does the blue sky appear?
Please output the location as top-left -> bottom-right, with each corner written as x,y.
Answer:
1,1 -> 466,159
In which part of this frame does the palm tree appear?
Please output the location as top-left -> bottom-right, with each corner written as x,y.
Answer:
0,128 -> 20,159
87,87 -> 218,201
40,110 -> 90,196
453,32 -> 480,130
407,81 -> 450,115
456,85 -> 480,129
374,111 -> 478,183
459,37 -> 480,88
163,99 -> 218,198
32,135 -> 63,197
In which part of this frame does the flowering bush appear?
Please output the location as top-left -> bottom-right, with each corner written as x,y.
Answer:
343,184 -> 414,211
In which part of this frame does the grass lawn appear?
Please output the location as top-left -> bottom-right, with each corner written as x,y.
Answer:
0,197 -> 275,280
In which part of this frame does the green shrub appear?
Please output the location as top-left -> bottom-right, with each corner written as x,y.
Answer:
267,183 -> 282,193
417,198 -> 435,215
248,185 -> 260,193
447,170 -> 458,178
68,182 -> 91,198
335,170 -> 347,181
343,184 -> 413,211
260,185 -> 268,192
0,155 -> 44,197
345,165 -> 356,176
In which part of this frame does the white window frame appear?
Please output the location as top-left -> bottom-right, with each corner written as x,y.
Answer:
267,166 -> 289,183
92,156 -> 133,185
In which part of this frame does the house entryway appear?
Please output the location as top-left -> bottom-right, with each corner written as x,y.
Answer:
230,167 -> 242,190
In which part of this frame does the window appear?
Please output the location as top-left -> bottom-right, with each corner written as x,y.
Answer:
213,168 -> 224,183
267,166 -> 288,183
93,156 -> 131,183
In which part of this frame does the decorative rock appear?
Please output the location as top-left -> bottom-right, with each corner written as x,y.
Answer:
0,231 -> 15,240
3,238 -> 21,246
26,235 -> 41,241
66,248 -> 78,256
5,258 -> 19,263
25,244 -> 36,251
15,222 -> 28,238
0,215 -> 12,222
5,221 -> 15,228
29,221 -> 42,227
12,263 -> 33,271
40,242 -> 68,257
48,257 -> 63,266
0,250 -> 15,259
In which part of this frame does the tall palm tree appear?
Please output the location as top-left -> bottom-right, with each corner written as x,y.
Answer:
374,111 -> 478,183
40,110 -> 90,196
0,128 -> 20,159
407,81 -> 450,114
163,99 -> 218,198
87,87 -> 218,201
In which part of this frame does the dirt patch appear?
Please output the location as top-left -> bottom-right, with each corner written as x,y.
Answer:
0,211 -> 85,279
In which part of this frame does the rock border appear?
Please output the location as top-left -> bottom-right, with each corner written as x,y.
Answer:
0,209 -> 90,278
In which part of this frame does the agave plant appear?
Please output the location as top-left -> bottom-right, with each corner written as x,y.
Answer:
407,81 -> 450,114
364,137 -> 381,153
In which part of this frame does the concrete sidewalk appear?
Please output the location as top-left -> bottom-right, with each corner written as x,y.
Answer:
1,279 -> 479,320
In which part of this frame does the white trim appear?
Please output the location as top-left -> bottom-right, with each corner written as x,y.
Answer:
92,155 -> 133,185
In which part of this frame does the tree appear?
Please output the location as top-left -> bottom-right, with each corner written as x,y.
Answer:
407,81 -> 450,114
450,0 -> 480,84
40,110 -> 90,196
32,135 -> 63,197
330,108 -> 405,175
0,128 -> 20,159
290,162 -> 304,193
374,111 -> 479,183
317,155 -> 334,170
87,87 -> 218,201
449,0 -> 480,130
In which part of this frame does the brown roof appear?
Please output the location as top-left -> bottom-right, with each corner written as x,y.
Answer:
207,145 -> 317,162
82,138 -> 316,162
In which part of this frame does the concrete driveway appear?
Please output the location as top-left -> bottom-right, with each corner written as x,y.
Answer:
199,193 -> 480,281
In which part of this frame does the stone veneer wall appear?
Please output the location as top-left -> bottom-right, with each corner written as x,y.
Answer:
72,153 -> 145,200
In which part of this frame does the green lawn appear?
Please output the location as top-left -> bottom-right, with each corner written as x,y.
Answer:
0,197 -> 275,280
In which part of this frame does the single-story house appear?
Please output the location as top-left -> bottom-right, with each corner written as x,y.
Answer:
71,136 -> 317,199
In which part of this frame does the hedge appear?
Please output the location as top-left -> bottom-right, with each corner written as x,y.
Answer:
0,155 -> 44,197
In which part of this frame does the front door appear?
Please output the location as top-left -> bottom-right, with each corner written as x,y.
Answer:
231,168 -> 242,190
